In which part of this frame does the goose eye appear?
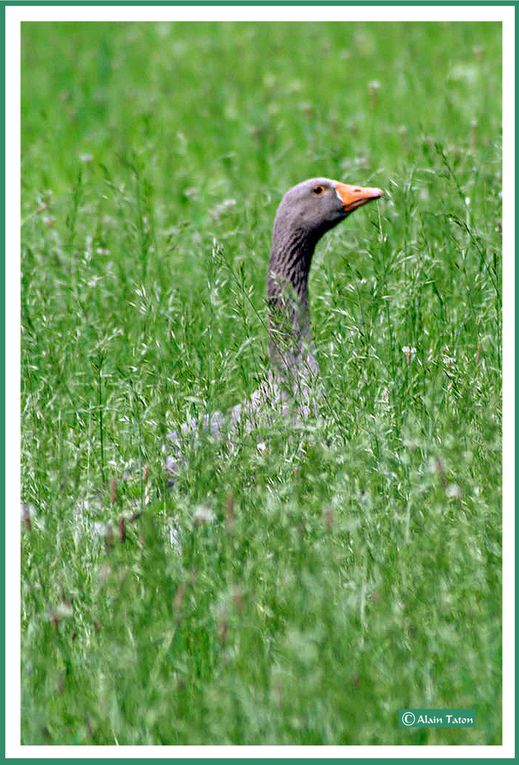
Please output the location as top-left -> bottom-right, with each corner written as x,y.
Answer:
312,185 -> 325,195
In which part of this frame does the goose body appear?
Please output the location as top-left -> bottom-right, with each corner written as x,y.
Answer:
166,177 -> 383,473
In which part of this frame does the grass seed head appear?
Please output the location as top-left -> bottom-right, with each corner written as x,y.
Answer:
324,506 -> 334,531
368,80 -> 381,108
225,494 -> 235,528
470,119 -> 478,151
398,125 -> 410,155
110,476 -> 117,505
232,587 -> 244,612
173,579 -> 188,617
402,345 -> 417,365
21,503 -> 35,531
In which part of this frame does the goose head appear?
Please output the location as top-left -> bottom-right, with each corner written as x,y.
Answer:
269,177 -> 384,303
273,177 -> 384,240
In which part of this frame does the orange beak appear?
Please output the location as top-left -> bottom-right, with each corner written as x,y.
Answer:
334,181 -> 384,213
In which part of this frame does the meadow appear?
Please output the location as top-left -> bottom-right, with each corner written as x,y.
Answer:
21,21 -> 502,745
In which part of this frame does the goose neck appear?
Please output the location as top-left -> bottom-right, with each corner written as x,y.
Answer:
266,225 -> 318,376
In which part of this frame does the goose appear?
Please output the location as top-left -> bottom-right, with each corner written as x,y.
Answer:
166,177 -> 383,475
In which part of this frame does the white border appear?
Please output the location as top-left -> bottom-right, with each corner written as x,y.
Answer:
6,4 -> 515,759
3,5 -> 514,22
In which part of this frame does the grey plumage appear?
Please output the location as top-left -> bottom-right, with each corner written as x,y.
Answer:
166,177 -> 383,476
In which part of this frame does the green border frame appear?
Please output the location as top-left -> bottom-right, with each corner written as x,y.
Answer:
3,1 -> 518,5
6,1 -> 514,761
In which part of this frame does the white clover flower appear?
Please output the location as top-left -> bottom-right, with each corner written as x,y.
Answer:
355,155 -> 369,169
193,505 -> 215,525
287,78 -> 302,93
98,564 -> 111,583
21,503 -> 35,521
48,602 -> 73,623
55,602 -> 73,619
446,483 -> 462,500
211,198 -> 237,220
223,199 -> 236,209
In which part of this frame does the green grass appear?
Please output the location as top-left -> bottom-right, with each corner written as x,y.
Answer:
21,21 -> 502,745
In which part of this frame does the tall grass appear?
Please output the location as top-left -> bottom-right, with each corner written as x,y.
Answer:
21,21 -> 501,744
